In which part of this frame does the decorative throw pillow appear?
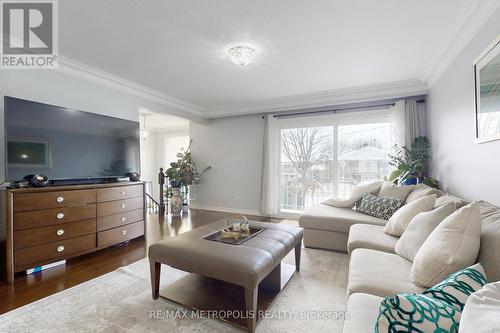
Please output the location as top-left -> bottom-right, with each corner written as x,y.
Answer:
356,192 -> 404,220
395,202 -> 456,261
435,194 -> 468,209
411,202 -> 481,288
459,281 -> 500,333
423,263 -> 487,311
377,181 -> 414,201
383,194 -> 436,236
375,293 -> 460,333
375,263 -> 487,333
405,183 -> 444,204
322,181 -> 382,208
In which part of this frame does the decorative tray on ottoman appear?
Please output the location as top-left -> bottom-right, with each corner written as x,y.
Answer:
204,227 -> 264,245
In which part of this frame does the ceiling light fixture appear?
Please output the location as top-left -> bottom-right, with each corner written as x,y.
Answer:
224,43 -> 259,66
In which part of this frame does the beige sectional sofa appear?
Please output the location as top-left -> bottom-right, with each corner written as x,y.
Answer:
298,186 -> 500,331
299,193 -> 464,252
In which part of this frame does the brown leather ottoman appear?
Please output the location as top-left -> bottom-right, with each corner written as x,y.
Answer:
148,220 -> 303,333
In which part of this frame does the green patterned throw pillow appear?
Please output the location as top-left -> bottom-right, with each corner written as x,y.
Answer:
423,263 -> 487,311
374,263 -> 488,333
375,293 -> 460,333
356,192 -> 404,220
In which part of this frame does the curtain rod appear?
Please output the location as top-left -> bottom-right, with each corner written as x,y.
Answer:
271,99 -> 425,119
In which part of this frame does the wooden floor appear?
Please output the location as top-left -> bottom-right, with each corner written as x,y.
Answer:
0,209 -> 280,315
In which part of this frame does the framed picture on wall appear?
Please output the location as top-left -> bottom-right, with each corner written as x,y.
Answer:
474,35 -> 500,144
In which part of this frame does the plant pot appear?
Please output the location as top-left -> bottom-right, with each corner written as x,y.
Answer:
170,188 -> 183,215
401,177 -> 418,186
170,180 -> 182,188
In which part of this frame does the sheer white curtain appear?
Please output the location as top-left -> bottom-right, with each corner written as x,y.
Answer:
404,99 -> 426,145
390,100 -> 406,147
390,99 -> 426,147
260,114 -> 278,215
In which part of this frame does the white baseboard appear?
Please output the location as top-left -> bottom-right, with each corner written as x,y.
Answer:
194,205 -> 299,220
197,205 -> 261,217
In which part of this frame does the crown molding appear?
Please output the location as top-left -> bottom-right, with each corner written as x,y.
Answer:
57,56 -> 204,117
422,0 -> 500,88
203,79 -> 428,118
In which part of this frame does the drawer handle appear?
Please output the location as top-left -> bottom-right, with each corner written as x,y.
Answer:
57,229 -> 64,236
122,230 -> 127,235
56,196 -> 64,203
57,245 -> 65,252
121,204 -> 126,208
121,217 -> 126,222
57,212 -> 65,220
121,191 -> 126,196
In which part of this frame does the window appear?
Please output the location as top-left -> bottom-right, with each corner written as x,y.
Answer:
277,110 -> 396,214
337,123 -> 393,199
280,126 -> 334,213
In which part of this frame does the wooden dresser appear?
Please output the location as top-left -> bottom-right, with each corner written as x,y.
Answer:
0,182 -> 146,284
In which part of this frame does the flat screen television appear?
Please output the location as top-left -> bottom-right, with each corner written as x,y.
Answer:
4,96 -> 140,183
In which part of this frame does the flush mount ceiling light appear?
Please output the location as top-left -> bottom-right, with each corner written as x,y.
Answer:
224,42 -> 260,66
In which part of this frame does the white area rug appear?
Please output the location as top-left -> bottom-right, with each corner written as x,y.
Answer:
0,247 -> 349,333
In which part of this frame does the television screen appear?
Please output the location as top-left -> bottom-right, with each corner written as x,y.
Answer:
4,96 -> 140,182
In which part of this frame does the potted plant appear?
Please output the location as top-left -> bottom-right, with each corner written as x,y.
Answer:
165,162 -> 183,188
388,136 -> 437,186
165,140 -> 213,214
176,140 -> 194,185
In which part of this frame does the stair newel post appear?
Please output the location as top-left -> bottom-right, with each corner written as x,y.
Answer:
158,167 -> 166,216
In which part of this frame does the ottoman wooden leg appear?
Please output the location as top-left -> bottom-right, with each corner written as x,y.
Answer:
150,261 -> 161,300
245,287 -> 258,333
295,239 -> 302,272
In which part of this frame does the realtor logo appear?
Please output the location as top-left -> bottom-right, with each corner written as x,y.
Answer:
1,0 -> 58,69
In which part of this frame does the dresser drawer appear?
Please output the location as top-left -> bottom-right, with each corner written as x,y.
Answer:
97,184 -> 143,203
97,208 -> 143,232
14,204 -> 96,231
14,189 -> 96,212
14,219 -> 96,249
97,220 -> 144,248
97,197 -> 143,217
15,234 -> 96,270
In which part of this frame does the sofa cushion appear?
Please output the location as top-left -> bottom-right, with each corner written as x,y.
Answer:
405,183 -> 444,203
299,204 -> 386,233
343,293 -> 383,333
435,194 -> 468,209
347,224 -> 398,255
356,193 -> 405,220
459,281 -> 500,333
348,248 -> 425,297
378,181 -> 414,200
411,203 -> 481,288
322,181 -> 383,208
477,201 -> 500,282
383,194 -> 436,236
395,202 -> 456,262
375,293 -> 460,333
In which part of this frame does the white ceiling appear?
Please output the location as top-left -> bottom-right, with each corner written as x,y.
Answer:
58,0 -> 497,118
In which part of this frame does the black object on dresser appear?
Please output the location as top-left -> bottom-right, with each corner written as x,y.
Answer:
0,182 -> 146,284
